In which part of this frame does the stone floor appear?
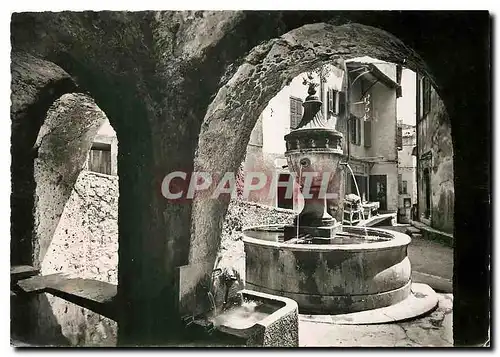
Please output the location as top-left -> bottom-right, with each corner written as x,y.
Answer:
299,293 -> 453,347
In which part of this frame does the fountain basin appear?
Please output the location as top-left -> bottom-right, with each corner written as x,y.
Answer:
243,225 -> 412,314
203,289 -> 298,347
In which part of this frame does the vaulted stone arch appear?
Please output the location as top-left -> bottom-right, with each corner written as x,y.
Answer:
10,11 -> 490,346
192,21 -> 429,268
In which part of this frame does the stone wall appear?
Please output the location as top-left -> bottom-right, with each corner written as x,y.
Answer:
33,170 -> 119,346
417,85 -> 454,234
32,169 -> 293,346
217,199 -> 295,281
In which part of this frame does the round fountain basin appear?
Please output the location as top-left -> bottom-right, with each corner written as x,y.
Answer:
242,225 -> 412,314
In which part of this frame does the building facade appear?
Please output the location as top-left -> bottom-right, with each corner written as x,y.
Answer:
415,74 -> 454,233
243,57 -> 402,214
397,122 -> 417,223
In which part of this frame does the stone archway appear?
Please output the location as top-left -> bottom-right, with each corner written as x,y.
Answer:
10,11 -> 490,346
192,17 -> 490,347
191,20 -> 430,309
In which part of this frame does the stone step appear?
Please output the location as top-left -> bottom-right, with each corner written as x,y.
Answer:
405,227 -> 421,235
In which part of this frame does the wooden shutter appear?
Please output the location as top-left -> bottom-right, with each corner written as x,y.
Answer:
349,115 -> 357,144
88,143 -> 112,175
397,125 -> 403,149
338,91 -> 346,117
423,77 -> 431,116
356,117 -> 362,145
364,120 -> 372,147
327,89 -> 333,114
290,97 -> 303,128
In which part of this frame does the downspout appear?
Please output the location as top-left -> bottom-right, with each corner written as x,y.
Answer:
344,65 -> 371,163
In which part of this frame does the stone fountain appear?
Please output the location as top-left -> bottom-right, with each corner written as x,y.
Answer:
283,79 -> 344,240
242,78 -> 438,319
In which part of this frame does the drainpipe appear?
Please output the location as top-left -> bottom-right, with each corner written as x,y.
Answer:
344,65 -> 371,163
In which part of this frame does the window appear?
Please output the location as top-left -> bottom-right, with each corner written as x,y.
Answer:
277,173 -> 294,209
88,142 -> 112,175
349,175 -> 367,202
398,174 -> 402,193
327,88 -> 340,115
349,116 -> 362,146
419,76 -> 431,120
290,96 -> 303,129
402,181 -> 408,194
397,125 -> 403,150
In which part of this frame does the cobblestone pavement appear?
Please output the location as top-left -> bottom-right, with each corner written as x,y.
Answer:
299,293 -> 453,347
379,225 -> 453,292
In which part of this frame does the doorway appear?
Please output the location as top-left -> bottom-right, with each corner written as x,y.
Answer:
277,173 -> 294,209
369,175 -> 387,211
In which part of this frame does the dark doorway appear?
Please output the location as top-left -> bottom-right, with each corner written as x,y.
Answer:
369,174 -> 387,211
349,175 -> 368,202
277,173 -> 293,209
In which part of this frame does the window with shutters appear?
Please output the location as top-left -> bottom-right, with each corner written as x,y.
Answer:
402,181 -> 408,194
397,125 -> 403,150
290,96 -> 303,129
419,76 -> 431,120
398,174 -> 403,193
350,116 -> 362,146
349,116 -> 357,144
327,88 -> 340,116
87,142 -> 112,175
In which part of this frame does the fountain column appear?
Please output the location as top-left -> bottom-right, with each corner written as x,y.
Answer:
283,80 -> 344,239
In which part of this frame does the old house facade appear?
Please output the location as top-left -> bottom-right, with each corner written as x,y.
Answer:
243,57 -> 402,213
416,75 -> 454,234
397,122 -> 417,223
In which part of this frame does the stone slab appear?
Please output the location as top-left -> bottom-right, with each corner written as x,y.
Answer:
177,261 -> 215,317
10,265 -> 40,282
16,273 -> 69,293
359,213 -> 396,227
16,274 -> 117,320
299,283 -> 438,325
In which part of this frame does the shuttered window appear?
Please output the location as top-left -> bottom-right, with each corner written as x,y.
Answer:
364,120 -> 372,147
88,142 -> 112,175
350,116 -> 362,146
290,96 -> 303,129
396,125 -> 403,150
402,181 -> 408,194
419,76 -> 432,120
327,88 -> 340,115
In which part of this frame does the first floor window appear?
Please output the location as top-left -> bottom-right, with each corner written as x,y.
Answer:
88,142 -> 112,175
